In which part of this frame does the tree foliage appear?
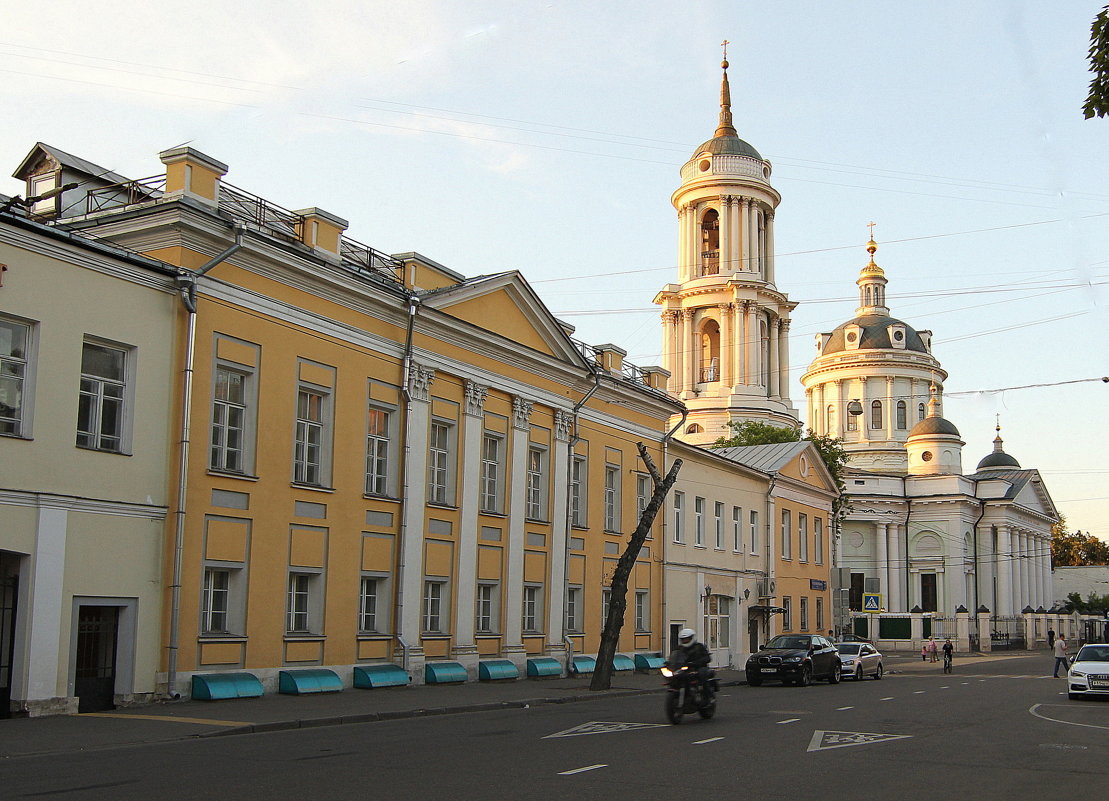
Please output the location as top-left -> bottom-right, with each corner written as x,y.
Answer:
712,421 -> 850,524
1051,517 -> 1109,566
1063,591 -> 1109,615
1085,4 -> 1109,118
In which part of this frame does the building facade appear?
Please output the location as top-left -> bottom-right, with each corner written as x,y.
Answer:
0,200 -> 176,716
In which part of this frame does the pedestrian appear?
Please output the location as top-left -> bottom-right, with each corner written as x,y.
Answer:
1047,628 -> 1055,649
928,636 -> 939,662
1052,635 -> 1069,678
921,642 -> 928,661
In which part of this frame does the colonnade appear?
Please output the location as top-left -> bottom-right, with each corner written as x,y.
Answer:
677,197 -> 775,284
992,525 -> 1053,615
806,376 -> 935,439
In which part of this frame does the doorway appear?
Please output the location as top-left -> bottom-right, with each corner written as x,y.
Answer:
74,606 -> 118,713
920,573 -> 938,613
0,555 -> 17,719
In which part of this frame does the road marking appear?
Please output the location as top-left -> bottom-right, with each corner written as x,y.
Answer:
880,697 -> 894,701
1030,704 -> 1109,732
80,712 -> 251,727
558,764 -> 607,775
961,682 -> 970,685
941,686 -> 949,689
807,730 -> 912,752
777,718 -> 801,724
544,721 -> 668,738
693,737 -> 724,745
1040,743 -> 1088,750
836,706 -> 854,711
913,691 -> 926,694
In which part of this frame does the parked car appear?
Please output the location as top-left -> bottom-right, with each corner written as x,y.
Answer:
746,634 -> 842,687
1068,643 -> 1109,700
835,634 -> 874,644
835,642 -> 884,680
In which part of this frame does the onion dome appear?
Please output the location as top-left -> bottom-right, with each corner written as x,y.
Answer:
976,423 -> 1021,470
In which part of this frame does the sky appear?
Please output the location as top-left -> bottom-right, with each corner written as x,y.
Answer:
2,0 -> 1106,538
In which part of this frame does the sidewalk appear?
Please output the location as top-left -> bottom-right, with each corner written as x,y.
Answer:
0,668 -> 745,759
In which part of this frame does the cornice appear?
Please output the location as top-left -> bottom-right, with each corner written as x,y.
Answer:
0,489 -> 168,520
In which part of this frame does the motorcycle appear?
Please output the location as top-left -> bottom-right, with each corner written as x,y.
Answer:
660,650 -> 718,724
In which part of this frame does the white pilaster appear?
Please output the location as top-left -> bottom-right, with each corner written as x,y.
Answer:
546,411 -> 572,652
765,211 -> 776,285
399,364 -> 434,661
504,397 -> 533,660
717,197 -> 730,275
26,506 -> 67,701
740,199 -> 751,272
779,319 -> 791,402
746,302 -> 758,386
452,380 -> 487,666
996,526 -> 1013,615
769,317 -> 781,399
875,522 -> 889,607
680,310 -> 694,394
748,201 -> 759,274
719,304 -> 732,387
729,197 -> 742,274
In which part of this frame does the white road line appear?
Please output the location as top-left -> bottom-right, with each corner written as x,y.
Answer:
1030,704 -> 1109,732
941,686 -> 950,689
693,737 -> 724,745
777,718 -> 801,724
880,697 -> 894,701
961,682 -> 970,685
558,764 -> 608,776
913,691 -> 926,694
836,706 -> 854,711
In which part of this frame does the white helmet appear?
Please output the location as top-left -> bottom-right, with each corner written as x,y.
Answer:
679,628 -> 696,646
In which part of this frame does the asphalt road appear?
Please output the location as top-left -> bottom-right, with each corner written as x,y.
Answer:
4,654 -> 1105,800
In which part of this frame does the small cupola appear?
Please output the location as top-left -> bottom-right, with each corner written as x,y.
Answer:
855,225 -> 889,317
906,385 -> 963,475
976,421 -> 1021,471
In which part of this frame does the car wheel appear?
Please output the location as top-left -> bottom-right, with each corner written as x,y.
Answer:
854,666 -> 863,681
874,663 -> 883,680
798,665 -> 812,687
746,673 -> 762,687
828,663 -> 841,684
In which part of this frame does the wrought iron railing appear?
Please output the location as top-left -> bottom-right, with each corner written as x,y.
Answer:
700,250 -> 720,275
85,176 -> 166,214
217,183 -> 300,242
340,236 -> 402,282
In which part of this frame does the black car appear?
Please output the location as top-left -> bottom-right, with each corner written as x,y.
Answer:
745,634 -> 842,686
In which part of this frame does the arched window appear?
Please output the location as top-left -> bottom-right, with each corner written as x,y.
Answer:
700,210 -> 720,276
825,404 -> 834,433
686,423 -> 703,434
699,320 -> 720,382
759,318 -> 770,391
918,403 -> 926,422
870,400 -> 882,429
896,400 -> 907,429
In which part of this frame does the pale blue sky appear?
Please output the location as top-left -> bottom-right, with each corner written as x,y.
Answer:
3,1 -> 1106,537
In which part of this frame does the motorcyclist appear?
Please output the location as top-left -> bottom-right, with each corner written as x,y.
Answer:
674,628 -> 714,700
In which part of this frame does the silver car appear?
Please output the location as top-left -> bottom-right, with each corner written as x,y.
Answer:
1068,643 -> 1109,699
836,642 -> 883,680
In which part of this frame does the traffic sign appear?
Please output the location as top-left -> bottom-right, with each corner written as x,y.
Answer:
862,593 -> 882,612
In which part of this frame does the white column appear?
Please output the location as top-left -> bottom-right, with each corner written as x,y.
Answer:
885,376 -> 895,441
729,198 -> 742,275
719,304 -> 732,387
1042,537 -> 1054,608
745,302 -> 758,386
681,309 -> 694,394
25,506 -> 67,702
875,522 -> 889,607
1017,531 -> 1029,611
996,526 -> 1013,615
452,380 -> 487,666
669,311 -> 682,395
399,365 -> 434,662
769,318 -> 781,399
504,397 -> 533,662
889,523 -> 904,612
765,211 -> 776,285
546,411 -> 572,654
1036,535 -> 1047,608
779,319 -> 791,402
740,199 -> 751,272
748,201 -> 760,274
717,197 -> 730,275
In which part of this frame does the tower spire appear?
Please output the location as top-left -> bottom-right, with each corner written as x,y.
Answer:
715,41 -> 738,138
856,222 -> 889,316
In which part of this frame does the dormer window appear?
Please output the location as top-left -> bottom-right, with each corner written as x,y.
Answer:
843,325 -> 862,351
29,172 -> 59,216
888,324 -> 906,350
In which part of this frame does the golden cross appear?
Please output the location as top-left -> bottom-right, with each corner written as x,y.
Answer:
721,39 -> 729,60
867,221 -> 876,238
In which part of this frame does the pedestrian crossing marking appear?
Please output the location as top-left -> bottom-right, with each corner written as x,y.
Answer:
544,721 -> 668,738
807,730 -> 912,752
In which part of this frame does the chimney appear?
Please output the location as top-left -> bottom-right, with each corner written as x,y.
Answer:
593,344 -> 626,374
640,366 -> 672,391
294,207 -> 348,261
159,147 -> 228,206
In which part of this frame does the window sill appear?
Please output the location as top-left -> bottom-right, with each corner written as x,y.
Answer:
356,633 -> 391,640
364,493 -> 401,504
480,510 -> 507,518
525,517 -> 551,525
475,632 -> 501,639
693,544 -> 707,550
0,432 -> 32,441
291,483 -> 336,494
198,634 -> 247,643
427,502 -> 458,510
209,469 -> 260,482
421,633 -> 451,639
571,524 -> 589,531
76,444 -> 130,456
284,634 -> 326,642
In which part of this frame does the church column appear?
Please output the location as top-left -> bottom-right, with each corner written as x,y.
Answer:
504,397 -> 533,666
718,304 -> 732,387
748,201 -> 760,275
832,380 -> 843,438
765,211 -> 776,285
779,319 -> 792,403
996,525 -> 1013,615
768,317 -> 781,399
680,309 -> 694,394
885,376 -> 895,441
546,410 -> 572,657
745,302 -> 758,386
729,198 -> 742,275
661,312 -> 675,392
876,522 -> 890,605
1034,534 -> 1045,608
1017,530 -> 1029,610
1042,535 -> 1054,608
889,522 -> 904,612
452,380 -> 488,669
718,197 -> 730,274
740,199 -> 751,272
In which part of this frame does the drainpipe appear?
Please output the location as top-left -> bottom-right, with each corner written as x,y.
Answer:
395,294 -> 421,671
561,371 -> 604,670
167,230 -> 244,698
971,498 -> 989,648
765,473 -> 777,638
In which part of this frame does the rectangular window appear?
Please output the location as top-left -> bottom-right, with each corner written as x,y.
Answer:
714,502 -> 725,549
636,474 -> 650,520
77,341 -> 127,452
815,518 -> 824,565
428,421 -> 453,505
604,465 -> 621,531
800,596 -> 809,631
211,367 -> 248,473
365,407 -> 392,495
732,506 -> 742,551
481,434 -> 502,513
695,497 -> 705,546
781,508 -> 792,560
816,597 -> 824,632
566,586 -> 583,632
846,411 -> 858,431
798,513 -> 809,562
0,317 -> 30,437
635,590 -> 649,632
294,388 -> 329,485
287,572 -> 314,633
423,579 -> 448,633
202,568 -> 230,634
526,446 -> 547,520
750,510 -> 759,553
476,582 -> 499,634
783,596 -> 792,631
601,588 -> 612,627
570,455 -> 587,527
361,572 -> 388,630
673,492 -> 685,543
522,585 -> 542,632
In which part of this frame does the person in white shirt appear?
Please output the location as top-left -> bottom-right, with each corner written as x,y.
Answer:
1053,635 -> 1069,678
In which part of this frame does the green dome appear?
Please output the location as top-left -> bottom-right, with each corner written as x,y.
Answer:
692,135 -> 763,160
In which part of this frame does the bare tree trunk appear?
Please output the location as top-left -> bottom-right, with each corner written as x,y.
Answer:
590,442 -> 682,691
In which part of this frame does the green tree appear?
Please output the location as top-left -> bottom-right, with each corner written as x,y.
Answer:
712,421 -> 849,525
1085,4 -> 1109,118
1051,517 -> 1109,566
1063,591 -> 1109,614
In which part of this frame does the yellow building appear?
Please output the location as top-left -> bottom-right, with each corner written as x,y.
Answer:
17,144 -> 682,694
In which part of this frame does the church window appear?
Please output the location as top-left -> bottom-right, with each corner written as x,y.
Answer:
699,320 -> 720,382
686,423 -> 703,434
896,400 -> 907,429
846,410 -> 857,432
700,210 -> 720,276
870,400 -> 882,429
825,404 -> 834,434
918,403 -> 926,422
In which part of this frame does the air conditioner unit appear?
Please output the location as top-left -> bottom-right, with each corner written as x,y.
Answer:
757,578 -> 776,598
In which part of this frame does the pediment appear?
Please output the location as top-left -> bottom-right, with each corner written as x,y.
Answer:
1013,473 -> 1058,519
419,271 -> 589,366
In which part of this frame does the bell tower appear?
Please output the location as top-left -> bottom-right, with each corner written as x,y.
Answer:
655,48 -> 799,445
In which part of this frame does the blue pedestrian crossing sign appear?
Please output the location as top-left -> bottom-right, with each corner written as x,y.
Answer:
862,593 -> 882,612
